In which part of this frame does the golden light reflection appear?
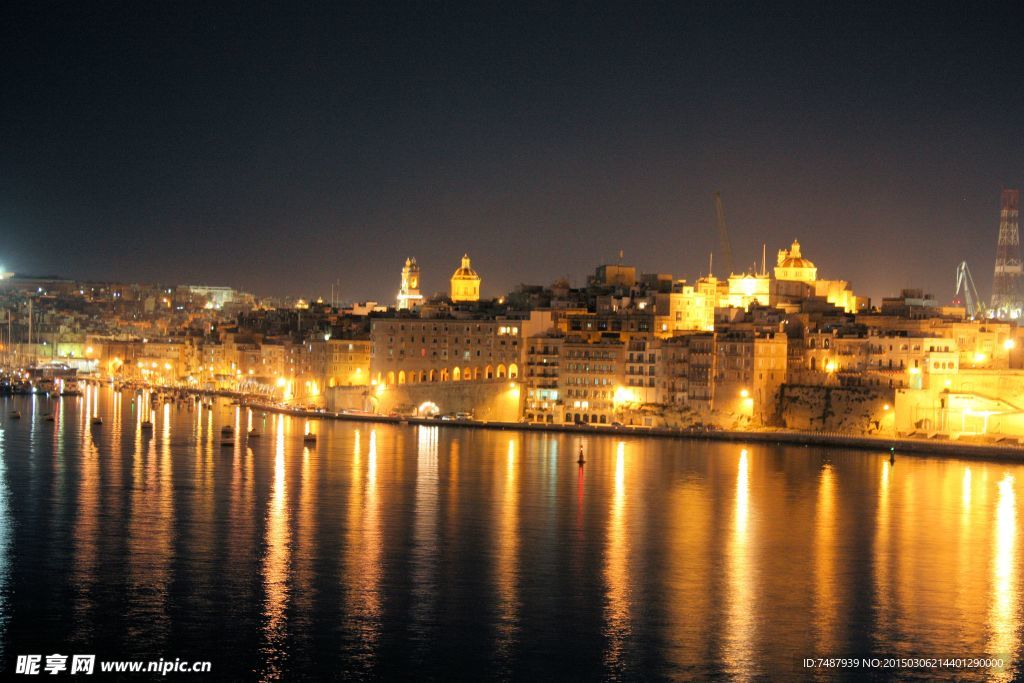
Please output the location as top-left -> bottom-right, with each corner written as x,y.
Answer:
872,458 -> 896,655
813,464 -> 838,654
411,427 -> 439,643
603,440 -> 630,673
723,448 -> 754,680
663,456 -> 712,672
259,414 -> 290,681
988,474 -> 1019,679
73,413 -> 100,640
125,385 -> 172,652
291,442 -> 316,658
342,428 -> 382,668
494,438 -> 520,660
963,467 -> 972,510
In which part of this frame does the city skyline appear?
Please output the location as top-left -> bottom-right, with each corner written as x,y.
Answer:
3,5 -> 1024,301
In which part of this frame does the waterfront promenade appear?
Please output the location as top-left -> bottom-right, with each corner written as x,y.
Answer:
144,383 -> 1024,461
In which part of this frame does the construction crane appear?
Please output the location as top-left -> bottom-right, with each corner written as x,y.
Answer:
713,192 -> 735,276
954,261 -> 983,318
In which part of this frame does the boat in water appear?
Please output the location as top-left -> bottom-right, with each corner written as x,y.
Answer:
60,379 -> 83,396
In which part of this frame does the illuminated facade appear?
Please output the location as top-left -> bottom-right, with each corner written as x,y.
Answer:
711,331 -> 788,426
560,336 -> 624,425
653,277 -> 725,335
370,318 -> 520,387
522,333 -> 563,423
772,239 -> 862,313
396,257 -> 423,310
450,254 -> 481,302
726,272 -> 771,310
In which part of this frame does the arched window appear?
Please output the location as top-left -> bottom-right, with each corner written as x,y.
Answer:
508,363 -> 518,379
497,364 -> 507,379
485,364 -> 494,379
440,368 -> 450,382
429,370 -> 437,382
398,370 -> 406,385
463,367 -> 472,382
386,371 -> 395,385
453,367 -> 461,382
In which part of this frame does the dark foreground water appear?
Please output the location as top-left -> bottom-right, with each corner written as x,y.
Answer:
0,387 -> 1022,681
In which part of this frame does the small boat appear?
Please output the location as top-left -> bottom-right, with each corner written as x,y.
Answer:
141,420 -> 153,430
303,433 -> 317,444
248,429 -> 260,438
221,425 -> 234,436
44,414 -> 55,422
221,439 -> 234,448
91,416 -> 103,425
9,410 -> 21,419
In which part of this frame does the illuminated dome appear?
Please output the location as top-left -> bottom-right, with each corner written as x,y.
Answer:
451,254 -> 479,280
779,240 -> 815,269
774,239 -> 818,284
450,254 -> 481,302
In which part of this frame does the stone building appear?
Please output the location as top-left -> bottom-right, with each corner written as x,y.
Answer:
370,317 -> 519,387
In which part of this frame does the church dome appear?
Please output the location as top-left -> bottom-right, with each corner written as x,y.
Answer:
779,240 -> 815,269
451,254 -> 479,280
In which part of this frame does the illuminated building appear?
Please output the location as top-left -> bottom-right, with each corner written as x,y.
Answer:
184,285 -> 239,310
563,310 -> 655,341
653,277 -> 725,336
450,254 -> 481,302
710,330 -> 788,425
396,257 -> 423,311
625,336 -> 660,404
522,332 -> 563,423
308,338 -> 372,388
772,239 -> 863,313
656,334 -> 698,406
370,318 -> 519,387
560,336 -> 624,425
774,240 -> 818,283
726,272 -> 771,310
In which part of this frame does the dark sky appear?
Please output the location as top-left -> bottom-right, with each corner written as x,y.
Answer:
3,3 -> 1024,303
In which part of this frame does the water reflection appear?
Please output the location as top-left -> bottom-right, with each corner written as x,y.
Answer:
723,448 -> 754,680
494,437 -> 520,662
874,459 -> 893,650
125,387 -> 173,652
342,429 -> 382,672
989,474 -> 1018,680
5,391 -> 1024,680
71,397 -> 100,641
813,464 -> 838,655
604,441 -> 630,675
411,427 -> 439,655
259,414 -> 291,681
0,431 -> 10,662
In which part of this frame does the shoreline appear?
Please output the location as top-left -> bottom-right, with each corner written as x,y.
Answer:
206,391 -> 1024,462
62,383 -> 1024,462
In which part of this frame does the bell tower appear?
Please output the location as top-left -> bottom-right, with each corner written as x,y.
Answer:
397,257 -> 423,310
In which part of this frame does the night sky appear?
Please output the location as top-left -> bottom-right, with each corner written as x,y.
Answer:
3,3 -> 1024,303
